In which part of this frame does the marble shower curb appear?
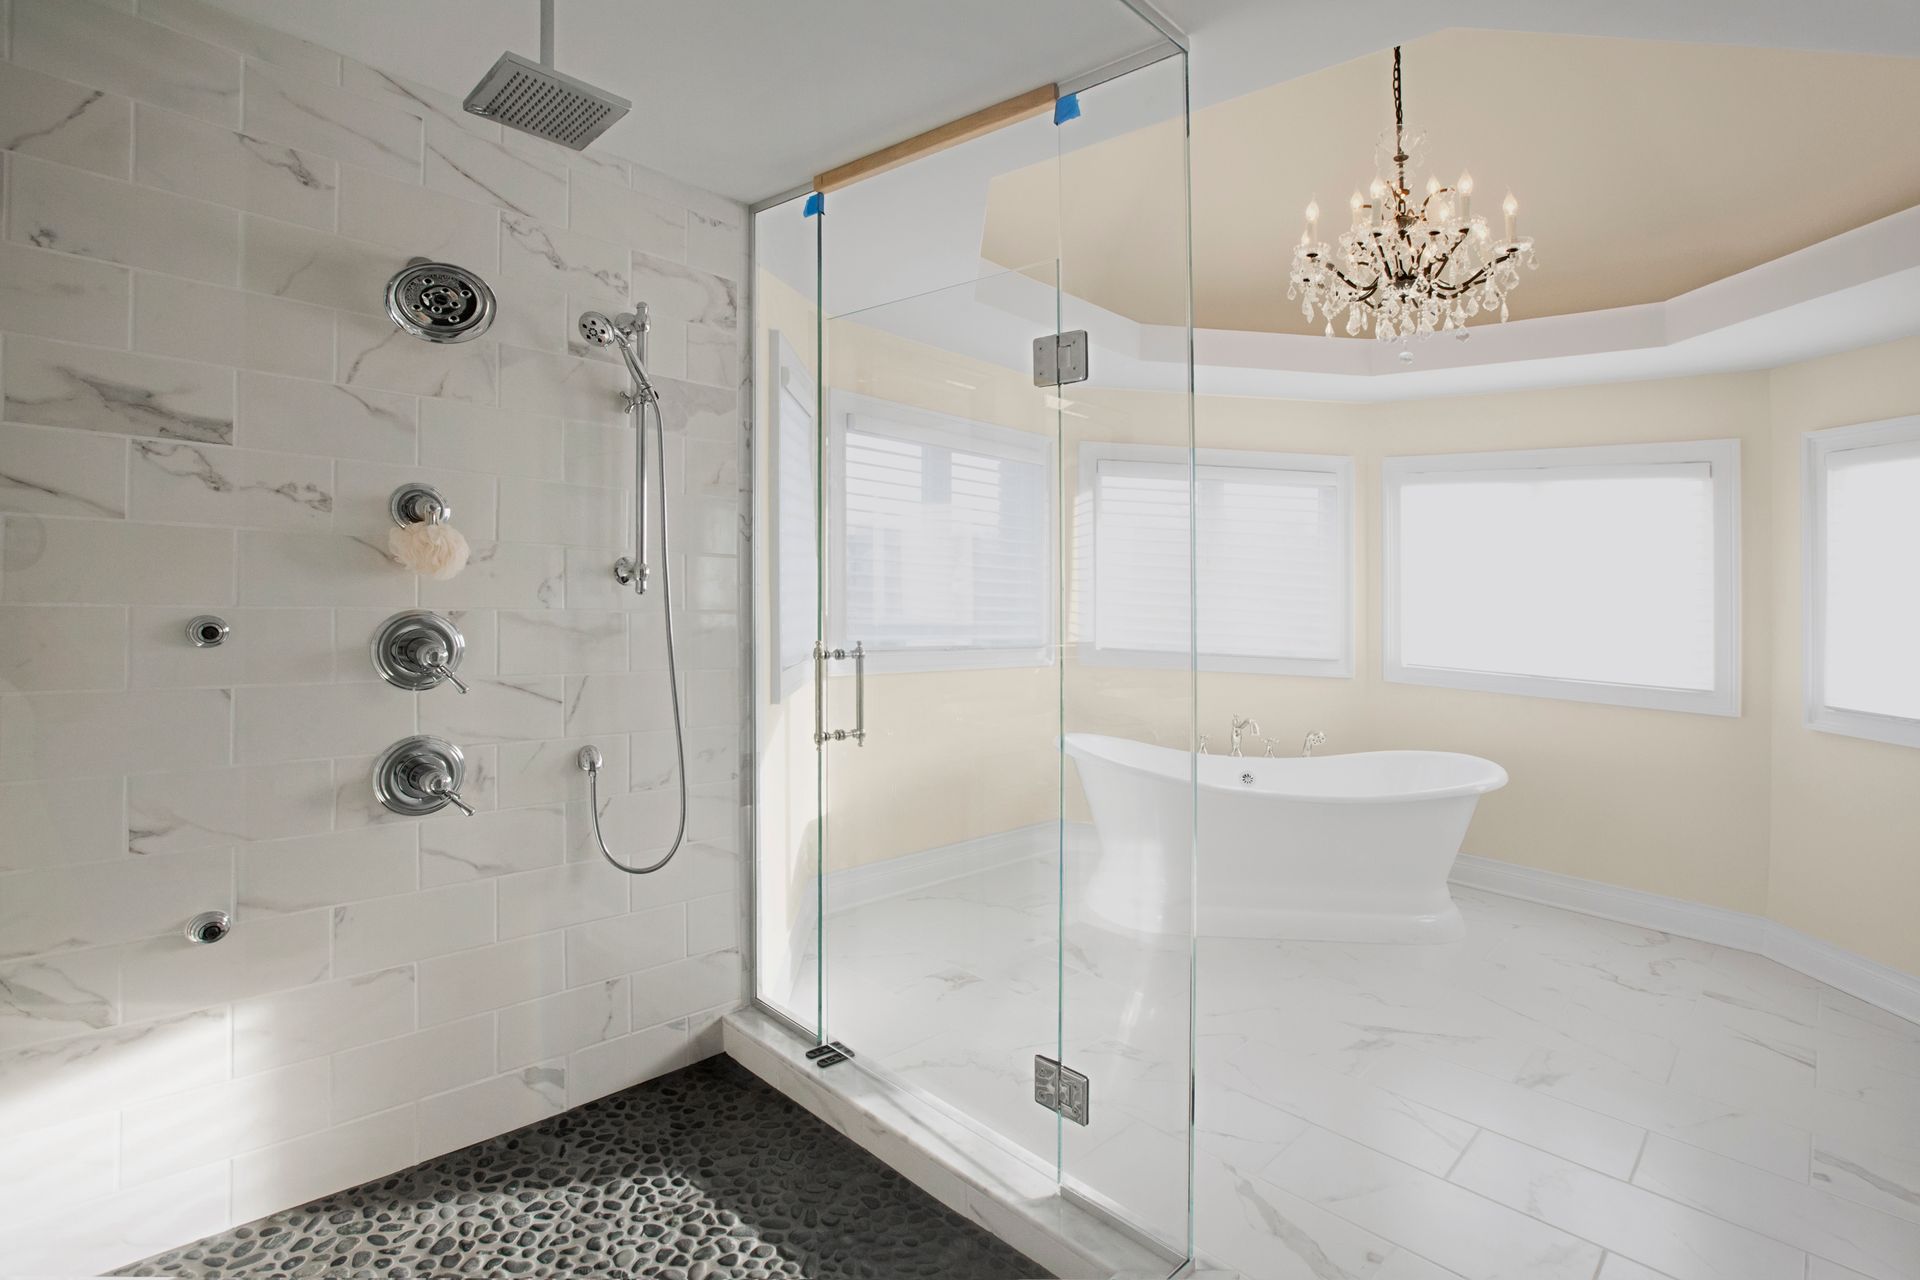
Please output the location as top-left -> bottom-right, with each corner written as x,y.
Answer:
721,1008 -> 1184,1280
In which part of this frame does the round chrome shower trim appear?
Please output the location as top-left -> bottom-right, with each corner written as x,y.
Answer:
386,258 -> 495,343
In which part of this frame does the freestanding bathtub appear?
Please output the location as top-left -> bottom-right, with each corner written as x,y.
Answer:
1064,733 -> 1507,943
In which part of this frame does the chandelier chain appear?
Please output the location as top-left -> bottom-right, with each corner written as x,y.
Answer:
1392,45 -> 1403,153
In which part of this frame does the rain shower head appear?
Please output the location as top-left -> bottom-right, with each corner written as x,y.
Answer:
463,0 -> 629,151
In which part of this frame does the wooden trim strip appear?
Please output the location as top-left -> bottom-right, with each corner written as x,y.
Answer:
812,84 -> 1057,193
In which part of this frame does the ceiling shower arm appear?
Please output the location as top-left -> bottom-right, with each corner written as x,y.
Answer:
539,0 -> 554,67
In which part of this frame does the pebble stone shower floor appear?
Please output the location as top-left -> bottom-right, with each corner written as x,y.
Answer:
115,1056 -> 1043,1280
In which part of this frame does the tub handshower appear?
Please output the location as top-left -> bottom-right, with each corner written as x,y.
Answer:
574,305 -> 687,876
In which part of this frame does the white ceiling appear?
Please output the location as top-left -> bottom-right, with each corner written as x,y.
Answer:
195,0 -> 1173,201
204,0 -> 1920,204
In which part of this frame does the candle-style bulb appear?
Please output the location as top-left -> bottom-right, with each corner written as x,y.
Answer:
1502,191 -> 1519,239
1457,171 -> 1474,220
1369,177 -> 1386,199
1425,175 -> 1440,197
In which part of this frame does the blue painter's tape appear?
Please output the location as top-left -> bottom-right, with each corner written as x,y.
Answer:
1053,93 -> 1081,125
803,192 -> 824,217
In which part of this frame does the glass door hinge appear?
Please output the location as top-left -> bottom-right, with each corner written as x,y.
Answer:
1034,1054 -> 1090,1125
1032,330 -> 1089,387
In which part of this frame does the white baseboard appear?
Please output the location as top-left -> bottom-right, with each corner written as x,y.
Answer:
1452,854 -> 1920,1025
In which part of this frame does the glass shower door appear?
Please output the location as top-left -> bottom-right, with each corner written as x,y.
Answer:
752,22 -> 1196,1265
816,263 -> 1068,1168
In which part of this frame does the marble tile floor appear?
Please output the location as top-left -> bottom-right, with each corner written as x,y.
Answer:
782,856 -> 1920,1280
114,1056 -> 1043,1280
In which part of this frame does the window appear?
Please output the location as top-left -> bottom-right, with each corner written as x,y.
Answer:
1804,416 -> 1920,748
768,333 -> 818,697
1383,440 -> 1741,714
1077,443 -> 1354,676
829,393 -> 1052,671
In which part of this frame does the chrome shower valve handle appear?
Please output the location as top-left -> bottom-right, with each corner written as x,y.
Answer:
372,611 -> 468,693
372,736 -> 474,817
408,637 -> 469,694
421,769 -> 475,816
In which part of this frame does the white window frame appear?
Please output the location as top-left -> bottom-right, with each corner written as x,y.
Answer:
1382,439 -> 1742,716
827,391 -> 1055,675
1803,415 -> 1920,749
1076,442 -> 1355,677
766,331 -> 818,700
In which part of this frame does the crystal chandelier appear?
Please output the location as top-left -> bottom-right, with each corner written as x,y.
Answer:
1288,45 -> 1535,342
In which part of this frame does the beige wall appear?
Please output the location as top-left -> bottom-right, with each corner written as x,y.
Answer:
1346,374 -> 1777,915
1766,339 -> 1920,975
753,270 -> 1920,974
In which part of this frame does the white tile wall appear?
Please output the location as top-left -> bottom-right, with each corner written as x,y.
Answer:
0,1 -> 749,1271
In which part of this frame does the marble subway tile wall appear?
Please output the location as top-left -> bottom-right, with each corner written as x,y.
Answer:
0,0 -> 751,1271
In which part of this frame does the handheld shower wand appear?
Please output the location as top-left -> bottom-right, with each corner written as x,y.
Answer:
574,303 -> 688,876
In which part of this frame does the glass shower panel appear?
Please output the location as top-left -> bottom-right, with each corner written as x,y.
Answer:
1054,53 -> 1197,1252
818,264 -> 1066,1167
750,191 -> 825,1035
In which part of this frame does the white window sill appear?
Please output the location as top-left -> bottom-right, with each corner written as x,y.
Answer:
1806,705 -> 1920,749
1385,662 -> 1740,717
1075,644 -> 1352,679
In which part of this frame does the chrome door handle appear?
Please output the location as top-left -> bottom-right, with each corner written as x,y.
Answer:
813,641 -> 866,747
851,641 -> 865,745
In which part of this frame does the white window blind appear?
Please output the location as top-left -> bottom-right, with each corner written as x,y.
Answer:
1080,445 -> 1353,675
1805,417 -> 1920,747
1384,440 -> 1740,714
770,334 -> 818,694
832,395 -> 1051,669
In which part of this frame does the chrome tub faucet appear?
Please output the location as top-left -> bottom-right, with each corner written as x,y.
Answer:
1230,715 -> 1260,757
1302,730 -> 1327,757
